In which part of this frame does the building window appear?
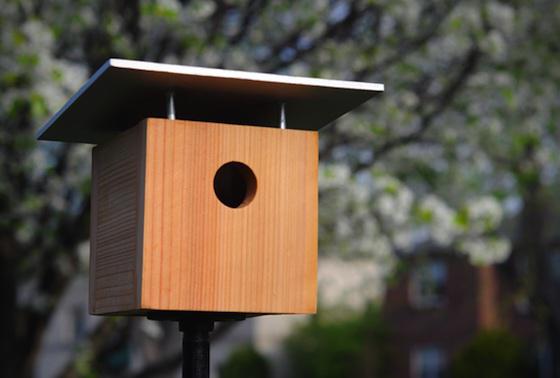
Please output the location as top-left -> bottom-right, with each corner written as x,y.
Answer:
411,346 -> 446,378
409,261 -> 447,309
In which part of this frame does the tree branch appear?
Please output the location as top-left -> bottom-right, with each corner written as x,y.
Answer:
228,0 -> 268,46
352,45 -> 481,170
260,1 -> 376,73
355,0 -> 460,80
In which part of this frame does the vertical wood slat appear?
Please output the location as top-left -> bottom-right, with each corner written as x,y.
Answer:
90,123 -> 145,314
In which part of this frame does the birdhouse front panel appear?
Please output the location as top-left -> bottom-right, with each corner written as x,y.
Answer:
90,118 -> 318,315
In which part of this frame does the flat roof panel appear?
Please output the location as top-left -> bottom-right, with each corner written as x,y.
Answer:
37,59 -> 384,144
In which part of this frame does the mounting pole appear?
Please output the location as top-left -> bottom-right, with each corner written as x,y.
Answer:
280,103 -> 286,130
147,312 -> 245,378
167,92 -> 176,120
179,319 -> 214,378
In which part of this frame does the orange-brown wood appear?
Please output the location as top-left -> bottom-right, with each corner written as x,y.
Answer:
90,123 -> 145,314
90,118 -> 318,315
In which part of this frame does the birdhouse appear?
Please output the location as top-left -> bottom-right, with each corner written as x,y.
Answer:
37,59 -> 383,317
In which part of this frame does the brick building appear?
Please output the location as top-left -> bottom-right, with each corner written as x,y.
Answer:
382,252 -> 535,378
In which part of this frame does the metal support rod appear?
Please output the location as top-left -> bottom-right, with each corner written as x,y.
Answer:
147,312 -> 246,378
167,92 -> 176,120
179,319 -> 214,378
280,103 -> 286,129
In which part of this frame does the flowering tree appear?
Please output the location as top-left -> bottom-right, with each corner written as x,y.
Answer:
1,0 -> 559,376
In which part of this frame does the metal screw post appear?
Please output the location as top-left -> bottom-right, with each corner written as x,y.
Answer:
167,92 -> 176,120
280,103 -> 286,129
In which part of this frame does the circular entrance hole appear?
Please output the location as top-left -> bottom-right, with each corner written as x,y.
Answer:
213,162 -> 257,208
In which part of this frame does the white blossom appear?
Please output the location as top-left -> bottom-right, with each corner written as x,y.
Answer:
466,196 -> 504,233
373,175 -> 414,227
318,257 -> 385,311
459,237 -> 511,265
418,195 -> 458,246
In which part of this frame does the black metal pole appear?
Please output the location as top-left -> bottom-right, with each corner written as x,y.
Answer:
179,319 -> 214,378
147,311 -> 245,378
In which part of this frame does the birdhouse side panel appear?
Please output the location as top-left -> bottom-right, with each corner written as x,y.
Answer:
90,123 -> 146,314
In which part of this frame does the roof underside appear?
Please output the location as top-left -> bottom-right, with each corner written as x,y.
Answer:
37,59 -> 384,144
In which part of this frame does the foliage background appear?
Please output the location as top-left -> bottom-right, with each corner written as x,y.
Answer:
449,329 -> 534,378
1,0 -> 559,376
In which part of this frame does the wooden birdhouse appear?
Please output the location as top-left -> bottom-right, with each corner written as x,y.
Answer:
37,59 -> 383,317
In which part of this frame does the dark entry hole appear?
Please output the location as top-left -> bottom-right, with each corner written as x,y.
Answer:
213,162 -> 257,208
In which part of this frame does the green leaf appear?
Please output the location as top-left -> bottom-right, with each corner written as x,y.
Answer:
455,207 -> 470,229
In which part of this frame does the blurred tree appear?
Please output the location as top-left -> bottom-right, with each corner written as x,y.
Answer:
450,329 -> 535,378
219,345 -> 270,378
285,306 -> 389,378
1,0 -> 559,376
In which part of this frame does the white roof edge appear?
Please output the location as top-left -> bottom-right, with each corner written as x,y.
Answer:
108,58 -> 385,92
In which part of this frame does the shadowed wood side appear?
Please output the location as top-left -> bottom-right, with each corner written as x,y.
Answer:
141,118 -> 318,314
90,123 -> 146,314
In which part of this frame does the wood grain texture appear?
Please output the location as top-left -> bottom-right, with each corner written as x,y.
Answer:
90,122 -> 146,314
90,118 -> 318,315
142,118 -> 318,314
